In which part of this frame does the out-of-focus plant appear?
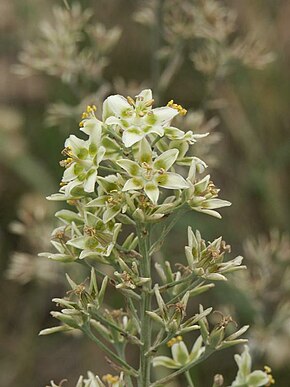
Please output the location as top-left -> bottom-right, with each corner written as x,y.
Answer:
14,2 -> 121,129
5,194 -> 61,285
38,89 -> 273,386
134,0 -> 274,102
233,230 -> 290,369
15,3 -> 121,85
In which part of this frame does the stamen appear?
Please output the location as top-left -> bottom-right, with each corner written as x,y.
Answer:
167,335 -> 183,347
167,99 -> 187,116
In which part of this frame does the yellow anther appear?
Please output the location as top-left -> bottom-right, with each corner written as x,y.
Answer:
167,99 -> 187,116
266,375 -> 275,386
80,105 -> 97,123
264,366 -> 272,374
61,146 -> 73,157
144,98 -> 154,107
127,96 -> 135,106
167,335 -> 183,348
264,365 -> 275,385
102,374 -> 119,383
59,181 -> 67,187
59,157 -> 73,168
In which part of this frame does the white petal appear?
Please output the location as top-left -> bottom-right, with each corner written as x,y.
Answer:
105,116 -> 121,126
62,163 -> 77,182
137,138 -> 152,164
158,172 -> 190,189
151,107 -> 178,125
80,118 -> 102,138
136,89 -> 152,105
247,371 -> 270,386
123,178 -> 143,191
203,199 -> 231,209
116,159 -> 141,176
171,341 -> 189,365
84,169 -> 98,192
153,149 -> 179,171
103,94 -> 131,119
152,356 -> 179,369
65,135 -> 86,154
122,128 -> 144,147
144,183 -> 159,204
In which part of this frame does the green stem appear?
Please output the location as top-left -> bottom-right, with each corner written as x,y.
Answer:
137,224 -> 152,387
185,370 -> 195,387
82,326 -> 138,377
91,310 -> 143,346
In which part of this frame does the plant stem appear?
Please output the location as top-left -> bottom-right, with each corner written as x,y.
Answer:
185,370 -> 195,387
82,326 -> 138,377
137,224 -> 152,387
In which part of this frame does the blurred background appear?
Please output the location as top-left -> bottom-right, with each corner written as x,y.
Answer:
0,0 -> 290,385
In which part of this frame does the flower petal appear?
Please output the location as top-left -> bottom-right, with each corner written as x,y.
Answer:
171,341 -> 189,365
144,183 -> 159,204
247,371 -> 270,386
150,106 -> 178,125
103,94 -> 131,120
157,172 -> 190,189
152,356 -> 179,369
137,138 -> 152,164
122,128 -> 144,147
153,149 -> 179,171
123,178 -> 143,191
84,169 -> 98,192
116,159 -> 141,176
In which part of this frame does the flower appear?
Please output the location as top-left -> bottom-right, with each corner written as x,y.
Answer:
185,227 -> 246,281
103,89 -> 179,147
60,130 -> 105,195
153,335 -> 205,369
86,174 -> 128,223
185,160 -> 231,218
66,212 -> 121,260
230,346 -> 273,387
117,138 -> 190,204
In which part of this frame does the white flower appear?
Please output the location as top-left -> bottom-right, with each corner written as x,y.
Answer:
153,336 -> 205,369
231,346 -> 272,387
103,89 -> 179,147
60,128 -> 105,194
66,212 -> 121,260
116,138 -> 190,204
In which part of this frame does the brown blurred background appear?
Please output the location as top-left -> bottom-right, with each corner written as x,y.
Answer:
0,0 -> 290,385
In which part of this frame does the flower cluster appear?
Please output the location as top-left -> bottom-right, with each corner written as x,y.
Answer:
41,89 -> 265,386
48,371 -> 124,387
44,89 -> 231,267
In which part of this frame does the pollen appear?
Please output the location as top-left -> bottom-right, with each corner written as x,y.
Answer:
167,335 -> 183,347
264,366 -> 275,385
59,157 -> 73,168
102,374 -> 119,383
80,105 -> 97,121
127,96 -> 135,106
61,146 -> 73,157
167,99 -> 187,116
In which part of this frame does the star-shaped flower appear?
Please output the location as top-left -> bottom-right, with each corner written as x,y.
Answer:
103,89 -> 179,147
86,174 -> 128,223
116,138 -> 190,204
153,335 -> 205,369
60,128 -> 105,195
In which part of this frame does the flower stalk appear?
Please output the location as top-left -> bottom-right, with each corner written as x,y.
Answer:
40,89 -> 272,387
